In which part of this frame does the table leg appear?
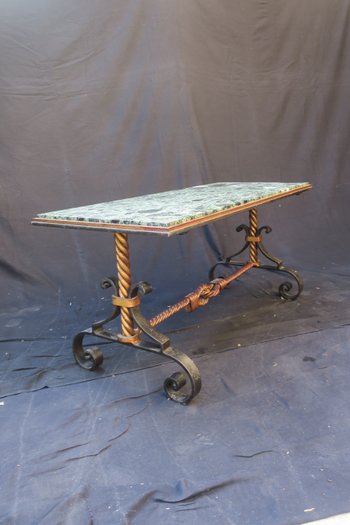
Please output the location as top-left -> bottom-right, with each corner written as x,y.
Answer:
72,233 -> 202,404
113,233 -> 140,341
209,207 -> 303,300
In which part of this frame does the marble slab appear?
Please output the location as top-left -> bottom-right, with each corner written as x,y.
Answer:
32,182 -> 311,236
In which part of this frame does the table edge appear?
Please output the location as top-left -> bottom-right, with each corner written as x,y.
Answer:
31,183 -> 312,237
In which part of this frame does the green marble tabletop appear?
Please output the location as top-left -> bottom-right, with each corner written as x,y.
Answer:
32,182 -> 311,236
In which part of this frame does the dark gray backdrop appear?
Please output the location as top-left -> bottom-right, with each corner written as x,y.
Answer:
1,0 -> 350,313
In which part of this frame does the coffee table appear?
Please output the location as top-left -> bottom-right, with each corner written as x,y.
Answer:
32,181 -> 312,404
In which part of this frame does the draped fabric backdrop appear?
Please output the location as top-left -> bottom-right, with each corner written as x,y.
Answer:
1,0 -> 349,317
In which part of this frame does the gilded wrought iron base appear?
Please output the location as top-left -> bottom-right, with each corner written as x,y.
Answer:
72,278 -> 201,405
209,218 -> 303,301
73,212 -> 303,405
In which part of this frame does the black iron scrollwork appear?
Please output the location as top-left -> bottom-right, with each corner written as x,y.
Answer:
208,225 -> 248,280
72,330 -> 104,370
256,227 -> 303,300
209,223 -> 303,301
93,277 -> 121,329
72,278 -> 202,404
130,282 -> 202,404
72,276 -> 120,370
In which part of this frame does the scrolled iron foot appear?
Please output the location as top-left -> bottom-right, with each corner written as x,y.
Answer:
164,373 -> 187,403
164,372 -> 186,393
131,282 -> 202,404
259,264 -> 303,300
162,349 -> 202,405
73,331 -> 104,370
279,280 -> 298,300
257,239 -> 303,300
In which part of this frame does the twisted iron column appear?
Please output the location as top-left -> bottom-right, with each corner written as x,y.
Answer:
114,233 -> 137,338
249,207 -> 259,265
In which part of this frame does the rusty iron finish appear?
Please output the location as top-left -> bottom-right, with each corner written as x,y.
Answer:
114,233 -> 138,338
117,330 -> 142,344
209,210 -> 304,301
249,208 -> 259,265
149,296 -> 191,327
246,235 -> 262,243
112,295 -> 140,308
149,262 -> 253,327
71,191 -> 309,404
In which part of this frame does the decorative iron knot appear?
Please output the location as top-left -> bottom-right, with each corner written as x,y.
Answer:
149,263 -> 253,327
185,280 -> 223,312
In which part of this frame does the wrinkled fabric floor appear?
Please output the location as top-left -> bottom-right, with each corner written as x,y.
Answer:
1,270 -> 349,397
1,273 -> 350,524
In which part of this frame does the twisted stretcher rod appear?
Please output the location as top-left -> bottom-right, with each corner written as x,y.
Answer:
149,262 -> 254,328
